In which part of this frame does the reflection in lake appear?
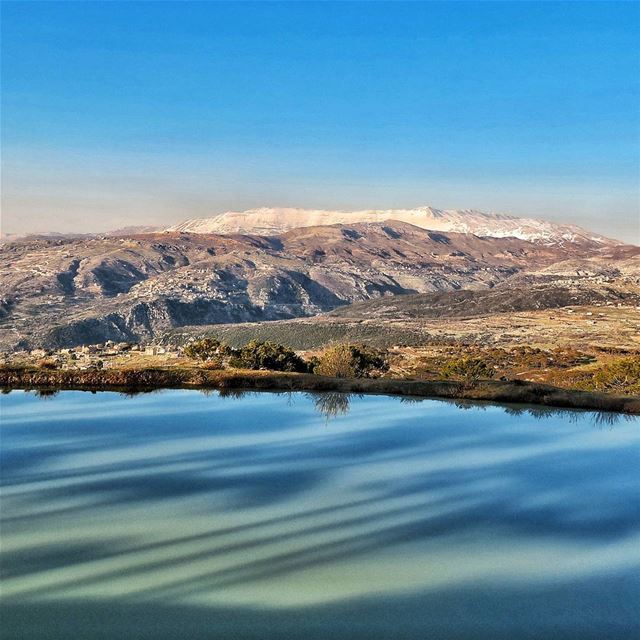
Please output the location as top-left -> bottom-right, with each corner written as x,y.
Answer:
1,390 -> 638,639
307,391 -> 354,420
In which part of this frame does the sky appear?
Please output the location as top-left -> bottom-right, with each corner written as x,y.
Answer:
1,1 -> 639,243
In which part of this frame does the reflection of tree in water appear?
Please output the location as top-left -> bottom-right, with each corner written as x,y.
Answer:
453,399 -> 487,411
503,406 -> 526,417
307,392 -> 352,422
33,388 -> 60,399
503,405 -> 630,428
119,385 -> 634,429
119,388 -> 159,398
216,388 -> 255,400
591,411 -> 633,429
529,406 -> 579,422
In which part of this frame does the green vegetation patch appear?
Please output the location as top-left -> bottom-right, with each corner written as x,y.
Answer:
573,357 -> 640,395
172,321 -> 430,350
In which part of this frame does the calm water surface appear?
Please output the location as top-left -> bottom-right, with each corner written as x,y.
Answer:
1,390 -> 639,639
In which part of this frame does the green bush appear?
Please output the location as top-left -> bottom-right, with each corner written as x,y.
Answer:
229,340 -> 308,373
184,338 -> 229,362
439,356 -> 494,385
590,357 -> 640,395
314,344 -> 388,378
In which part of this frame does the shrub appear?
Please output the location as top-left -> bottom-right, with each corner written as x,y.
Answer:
37,359 -> 57,370
230,340 -> 308,373
314,344 -> 389,378
201,357 -> 224,370
590,357 -> 640,395
184,338 -> 230,362
439,356 -> 494,385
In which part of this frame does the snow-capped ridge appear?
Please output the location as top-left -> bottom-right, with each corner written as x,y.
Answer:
164,205 -> 620,247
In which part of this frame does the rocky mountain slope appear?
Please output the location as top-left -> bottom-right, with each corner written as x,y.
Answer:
327,272 -> 640,321
2,220 -> 628,350
166,205 -> 620,247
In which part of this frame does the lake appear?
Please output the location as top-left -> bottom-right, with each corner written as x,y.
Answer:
1,389 -> 638,639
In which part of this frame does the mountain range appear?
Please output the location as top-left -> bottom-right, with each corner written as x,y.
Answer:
1,210 -> 637,351
164,206 -> 620,247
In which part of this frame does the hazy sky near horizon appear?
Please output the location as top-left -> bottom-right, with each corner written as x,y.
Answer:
2,1 -> 639,243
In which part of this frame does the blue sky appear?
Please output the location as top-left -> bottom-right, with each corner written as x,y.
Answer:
2,1 -> 639,241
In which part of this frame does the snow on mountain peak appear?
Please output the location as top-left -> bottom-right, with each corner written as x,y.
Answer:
164,205 -> 620,246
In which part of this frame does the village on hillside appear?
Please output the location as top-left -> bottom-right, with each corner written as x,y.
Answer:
0,341 -> 183,370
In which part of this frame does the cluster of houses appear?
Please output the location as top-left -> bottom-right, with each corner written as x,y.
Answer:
1,341 -> 183,370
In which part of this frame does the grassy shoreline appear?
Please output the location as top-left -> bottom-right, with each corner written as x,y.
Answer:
1,366 -> 639,415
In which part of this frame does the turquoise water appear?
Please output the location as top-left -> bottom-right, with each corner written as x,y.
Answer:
1,390 -> 639,639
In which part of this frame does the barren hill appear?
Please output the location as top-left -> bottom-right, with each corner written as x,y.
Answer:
0,221 -> 635,350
